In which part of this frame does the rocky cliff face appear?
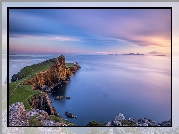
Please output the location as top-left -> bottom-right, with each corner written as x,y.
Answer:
9,102 -> 70,126
9,55 -> 80,126
29,92 -> 58,116
9,102 -> 29,126
22,55 -> 81,91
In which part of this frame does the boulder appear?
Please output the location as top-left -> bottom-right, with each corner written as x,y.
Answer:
9,102 -> 29,126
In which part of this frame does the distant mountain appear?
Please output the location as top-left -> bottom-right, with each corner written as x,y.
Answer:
149,51 -> 158,54
122,53 -> 144,55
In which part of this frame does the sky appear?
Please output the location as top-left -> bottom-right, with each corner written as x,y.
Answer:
9,8 -> 171,55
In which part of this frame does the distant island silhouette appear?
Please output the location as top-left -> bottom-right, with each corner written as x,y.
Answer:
109,54 -> 119,55
154,55 -> 166,56
122,53 -> 144,55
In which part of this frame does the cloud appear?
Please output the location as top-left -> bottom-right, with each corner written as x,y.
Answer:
8,8 -> 171,54
10,34 -> 83,42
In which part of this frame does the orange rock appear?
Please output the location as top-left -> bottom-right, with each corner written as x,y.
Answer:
22,55 -> 78,90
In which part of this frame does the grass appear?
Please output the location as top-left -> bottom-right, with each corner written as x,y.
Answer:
9,60 -> 55,109
65,63 -> 74,67
8,62 -> 52,110
28,114 -> 75,126
14,62 -> 53,80
28,115 -> 43,126
49,115 -> 75,126
8,58 -> 75,126
86,120 -> 107,126
121,120 -> 136,126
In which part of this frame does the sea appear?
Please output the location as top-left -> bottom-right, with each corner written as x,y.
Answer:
8,54 -> 171,126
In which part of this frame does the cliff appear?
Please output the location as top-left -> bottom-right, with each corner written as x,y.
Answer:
22,55 -> 81,91
9,102 -> 74,126
9,55 -> 80,126
11,55 -> 81,82
29,92 -> 58,116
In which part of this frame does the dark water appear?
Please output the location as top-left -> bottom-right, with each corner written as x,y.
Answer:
9,54 -> 171,126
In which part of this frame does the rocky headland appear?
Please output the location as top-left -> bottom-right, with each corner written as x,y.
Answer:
9,55 -> 171,127
9,55 -> 80,126
22,55 -> 81,92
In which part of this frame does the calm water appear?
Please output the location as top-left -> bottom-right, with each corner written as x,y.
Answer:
9,54 -> 171,126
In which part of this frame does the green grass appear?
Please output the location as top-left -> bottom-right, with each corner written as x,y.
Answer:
8,58 -> 76,126
28,114 -> 75,126
49,115 -> 75,126
28,115 -> 43,126
65,63 -> 74,67
9,61 -> 53,109
49,115 -> 61,122
121,120 -> 136,126
14,62 -> 53,80
86,120 -> 106,126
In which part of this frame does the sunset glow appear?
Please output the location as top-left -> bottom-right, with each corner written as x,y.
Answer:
9,8 -> 171,55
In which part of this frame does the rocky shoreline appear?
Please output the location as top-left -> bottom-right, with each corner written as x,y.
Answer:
22,55 -> 81,92
105,113 -> 171,127
9,55 -> 81,126
9,102 -> 75,126
9,55 -> 171,127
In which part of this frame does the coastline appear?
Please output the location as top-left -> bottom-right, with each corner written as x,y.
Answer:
9,55 -> 81,126
9,55 -> 171,126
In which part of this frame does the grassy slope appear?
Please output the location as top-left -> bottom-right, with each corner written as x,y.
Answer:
8,60 -> 75,126
9,62 -> 52,110
9,61 -> 74,111
65,63 -> 74,67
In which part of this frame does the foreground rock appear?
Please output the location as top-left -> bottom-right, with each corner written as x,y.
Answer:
65,111 -> 77,118
26,109 -> 66,126
9,102 -> 29,126
54,96 -> 70,100
9,102 -> 74,126
105,113 -> 171,126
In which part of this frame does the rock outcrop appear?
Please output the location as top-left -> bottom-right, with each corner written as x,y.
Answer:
29,92 -> 58,116
22,55 -> 81,91
105,113 -> 171,127
26,109 -> 65,126
9,55 -> 80,126
9,102 -> 71,126
9,102 -> 29,126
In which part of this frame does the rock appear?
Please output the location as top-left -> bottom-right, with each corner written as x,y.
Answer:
29,93 -> 58,116
115,113 -> 126,121
9,102 -> 73,126
54,96 -> 70,100
22,55 -> 80,92
11,74 -> 18,82
9,102 -> 29,126
65,111 -> 77,118
106,113 -> 171,127
160,119 -> 171,126
11,74 -> 26,82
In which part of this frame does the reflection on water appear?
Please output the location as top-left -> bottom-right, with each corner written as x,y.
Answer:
9,55 -> 171,126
